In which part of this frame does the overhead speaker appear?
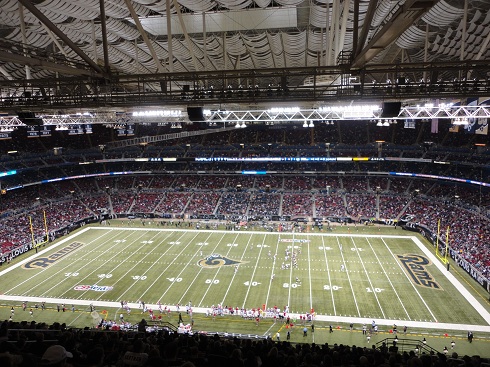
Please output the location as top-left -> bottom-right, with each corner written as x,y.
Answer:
17,111 -> 43,125
381,102 -> 401,118
187,107 -> 204,122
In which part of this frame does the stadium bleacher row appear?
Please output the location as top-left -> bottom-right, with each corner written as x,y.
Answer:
0,318 -> 485,367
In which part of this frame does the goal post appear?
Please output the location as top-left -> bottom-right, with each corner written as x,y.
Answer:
435,219 -> 449,264
29,210 -> 49,248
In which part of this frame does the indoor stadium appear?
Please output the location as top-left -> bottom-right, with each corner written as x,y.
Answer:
0,0 -> 489,366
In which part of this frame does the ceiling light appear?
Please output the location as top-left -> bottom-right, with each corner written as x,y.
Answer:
376,120 -> 383,127
303,121 -> 308,128
383,121 -> 390,127
308,121 -> 314,128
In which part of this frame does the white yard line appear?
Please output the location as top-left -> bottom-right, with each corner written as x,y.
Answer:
287,233 -> 295,309
251,234 -> 269,310
365,237 -> 411,320
337,237 -> 361,317
197,232 -> 241,306
221,233 -> 253,306
381,238 -> 438,322
198,233 -> 238,305
177,232 -> 226,306
349,237 -> 386,319
136,231 -> 198,302
321,235 -> 336,315
307,234 -> 313,310
113,230 -> 182,303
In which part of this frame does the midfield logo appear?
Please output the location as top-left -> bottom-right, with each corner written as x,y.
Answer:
198,254 -> 248,268
23,242 -> 84,269
396,254 -> 441,290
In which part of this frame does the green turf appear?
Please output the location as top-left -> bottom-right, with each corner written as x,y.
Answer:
1,223 -> 490,357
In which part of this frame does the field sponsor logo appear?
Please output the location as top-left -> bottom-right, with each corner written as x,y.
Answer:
198,254 -> 248,268
397,254 -> 441,290
74,285 -> 113,292
23,242 -> 84,269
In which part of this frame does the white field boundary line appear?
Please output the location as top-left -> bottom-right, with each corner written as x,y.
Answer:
2,228 -> 490,332
0,226 -> 93,278
411,235 -> 490,325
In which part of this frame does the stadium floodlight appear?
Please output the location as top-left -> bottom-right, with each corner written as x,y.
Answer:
452,117 -> 469,125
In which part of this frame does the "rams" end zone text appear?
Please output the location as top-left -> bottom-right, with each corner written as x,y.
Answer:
397,254 -> 442,290
23,242 -> 84,269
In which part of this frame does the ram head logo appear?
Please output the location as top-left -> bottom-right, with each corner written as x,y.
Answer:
198,254 -> 247,268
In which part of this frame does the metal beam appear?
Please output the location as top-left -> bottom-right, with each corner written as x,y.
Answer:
107,126 -> 236,148
0,65 -> 13,80
17,0 -> 106,76
124,0 -> 166,74
0,51 -> 99,77
99,0 -> 111,74
354,0 -> 378,57
352,0 -> 440,68
172,0 -> 200,72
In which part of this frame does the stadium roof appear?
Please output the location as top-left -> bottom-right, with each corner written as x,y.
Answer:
0,0 -> 489,113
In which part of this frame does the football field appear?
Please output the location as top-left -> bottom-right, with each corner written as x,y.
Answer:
1,226 -> 490,332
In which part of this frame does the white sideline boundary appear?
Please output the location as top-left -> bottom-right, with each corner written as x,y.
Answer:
0,227 -> 489,333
